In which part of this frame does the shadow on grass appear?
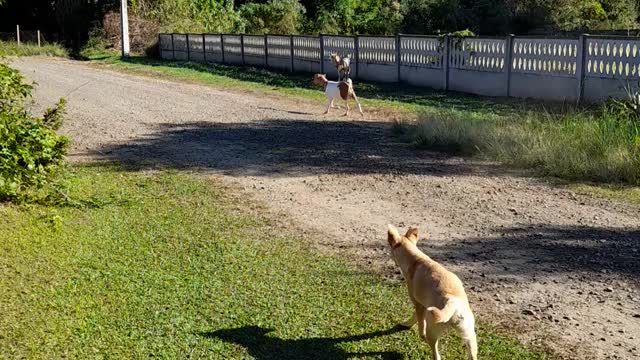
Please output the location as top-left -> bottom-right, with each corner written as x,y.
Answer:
94,119 -> 501,177
116,55 -> 556,117
201,325 -> 407,360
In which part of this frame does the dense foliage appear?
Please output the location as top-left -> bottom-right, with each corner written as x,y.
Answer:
0,62 -> 68,202
1,0 -> 638,51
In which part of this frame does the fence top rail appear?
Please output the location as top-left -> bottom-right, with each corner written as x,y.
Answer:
397,34 -> 439,39
319,33 -> 356,39
356,34 -> 397,39
513,35 -> 580,39
585,34 -> 640,41
159,32 -> 640,42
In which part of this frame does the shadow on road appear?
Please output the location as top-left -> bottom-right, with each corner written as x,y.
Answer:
95,118 -> 501,177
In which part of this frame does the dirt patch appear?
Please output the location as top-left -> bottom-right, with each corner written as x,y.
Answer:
14,56 -> 640,360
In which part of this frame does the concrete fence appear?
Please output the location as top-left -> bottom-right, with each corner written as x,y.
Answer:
159,33 -> 640,102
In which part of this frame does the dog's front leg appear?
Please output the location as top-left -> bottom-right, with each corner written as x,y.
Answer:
324,98 -> 332,115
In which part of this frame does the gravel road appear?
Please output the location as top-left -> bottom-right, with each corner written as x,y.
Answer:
13,56 -> 640,359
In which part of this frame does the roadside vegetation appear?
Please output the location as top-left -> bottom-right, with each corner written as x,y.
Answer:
0,41 -> 68,58
0,59 -> 68,203
394,103 -> 640,186
0,164 -> 548,359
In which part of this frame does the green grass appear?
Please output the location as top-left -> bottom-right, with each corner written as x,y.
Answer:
396,109 -> 640,185
0,164 -> 547,359
0,40 -> 68,57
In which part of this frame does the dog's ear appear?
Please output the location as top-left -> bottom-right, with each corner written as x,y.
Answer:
405,226 -> 419,243
387,224 -> 402,247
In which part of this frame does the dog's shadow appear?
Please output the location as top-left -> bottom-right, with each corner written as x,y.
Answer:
200,324 -> 407,359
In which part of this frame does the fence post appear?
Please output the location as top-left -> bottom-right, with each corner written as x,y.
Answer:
240,34 -> 245,65
576,34 -> 588,103
442,35 -> 450,91
396,34 -> 401,83
37,30 -> 41,47
16,24 -> 20,46
290,35 -> 294,72
354,35 -> 359,79
220,34 -> 225,64
202,33 -> 207,62
171,33 -> 175,60
505,34 -> 515,97
264,35 -> 268,67
320,34 -> 325,74
186,33 -> 191,61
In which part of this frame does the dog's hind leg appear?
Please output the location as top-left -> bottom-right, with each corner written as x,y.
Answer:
456,318 -> 478,360
401,311 -> 417,328
344,101 -> 350,117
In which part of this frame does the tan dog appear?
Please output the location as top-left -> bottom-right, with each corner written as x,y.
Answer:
387,224 -> 478,360
312,74 -> 363,116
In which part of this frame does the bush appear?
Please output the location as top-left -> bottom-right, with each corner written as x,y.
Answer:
313,0 -> 403,35
0,62 -> 69,203
239,0 -> 306,34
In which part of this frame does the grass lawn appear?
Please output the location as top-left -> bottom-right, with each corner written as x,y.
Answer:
0,164 -> 547,359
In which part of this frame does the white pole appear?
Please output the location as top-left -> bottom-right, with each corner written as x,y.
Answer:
120,0 -> 130,57
16,24 -> 20,46
37,30 -> 41,47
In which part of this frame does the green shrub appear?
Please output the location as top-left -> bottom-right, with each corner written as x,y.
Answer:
0,62 -> 69,203
239,0 -> 306,34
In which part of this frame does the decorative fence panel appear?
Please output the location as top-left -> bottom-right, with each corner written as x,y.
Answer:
221,34 -> 242,64
358,36 -> 397,82
292,36 -> 321,73
266,35 -> 292,71
448,38 -> 507,97
509,37 -> 581,101
242,35 -> 266,66
584,36 -> 640,101
203,34 -> 223,62
158,32 -> 640,103
398,35 -> 444,89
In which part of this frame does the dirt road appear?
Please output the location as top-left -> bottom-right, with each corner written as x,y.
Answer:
14,57 -> 640,359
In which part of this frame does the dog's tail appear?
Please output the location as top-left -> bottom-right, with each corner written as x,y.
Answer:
427,298 -> 458,323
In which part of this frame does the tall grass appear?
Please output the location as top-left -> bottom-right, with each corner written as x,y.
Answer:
0,41 -> 68,57
399,108 -> 640,185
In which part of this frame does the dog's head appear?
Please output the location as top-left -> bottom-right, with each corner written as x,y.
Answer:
312,73 -> 328,86
330,52 -> 340,63
387,224 -> 419,250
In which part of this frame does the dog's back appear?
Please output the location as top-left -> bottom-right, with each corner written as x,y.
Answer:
409,250 -> 474,327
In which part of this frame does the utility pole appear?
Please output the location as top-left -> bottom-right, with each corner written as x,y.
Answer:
120,0 -> 130,57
